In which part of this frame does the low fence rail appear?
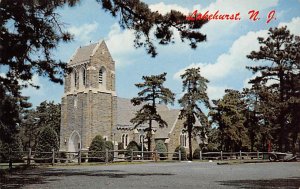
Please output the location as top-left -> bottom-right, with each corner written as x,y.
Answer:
1,149 -> 294,169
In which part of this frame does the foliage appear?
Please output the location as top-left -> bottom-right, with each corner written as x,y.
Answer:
131,73 -> 175,151
88,135 -> 114,162
19,101 -> 61,151
178,67 -> 210,160
155,140 -> 167,159
193,148 -> 201,159
35,126 -> 59,163
97,0 -> 207,57
246,26 -> 300,152
0,136 -> 23,163
125,141 -> 140,159
210,90 -> 250,152
88,135 -> 105,162
173,146 -> 187,160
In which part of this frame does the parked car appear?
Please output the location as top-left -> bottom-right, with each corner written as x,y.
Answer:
268,152 -> 297,162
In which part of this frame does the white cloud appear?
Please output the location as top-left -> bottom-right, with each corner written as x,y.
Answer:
174,17 -> 299,99
200,0 -> 279,42
173,29 -> 268,82
106,23 -> 137,56
149,2 -> 190,15
68,22 -> 98,44
207,85 -> 227,100
278,17 -> 300,35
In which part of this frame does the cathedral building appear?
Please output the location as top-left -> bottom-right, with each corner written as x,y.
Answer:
59,40 -> 201,157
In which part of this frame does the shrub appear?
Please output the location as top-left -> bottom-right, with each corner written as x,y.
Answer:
88,135 -> 105,162
193,148 -> 201,159
173,146 -> 187,160
58,151 -> 67,163
35,126 -> 59,163
0,137 -> 23,163
118,142 -> 125,154
155,140 -> 167,160
125,141 -> 140,159
88,135 -> 114,162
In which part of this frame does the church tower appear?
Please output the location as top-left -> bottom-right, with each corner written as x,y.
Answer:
59,40 -> 117,152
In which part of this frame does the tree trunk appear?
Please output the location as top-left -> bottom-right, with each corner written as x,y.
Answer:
188,116 -> 193,161
148,119 -> 152,151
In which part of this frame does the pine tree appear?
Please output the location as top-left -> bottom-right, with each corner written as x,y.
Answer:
35,126 -> 59,163
131,73 -> 175,151
178,68 -> 210,161
210,90 -> 250,151
246,26 -> 300,152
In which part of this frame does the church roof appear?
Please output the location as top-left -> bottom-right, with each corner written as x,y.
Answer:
68,42 -> 100,65
116,98 -> 180,139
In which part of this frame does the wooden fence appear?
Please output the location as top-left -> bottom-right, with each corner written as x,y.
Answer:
1,149 -> 276,169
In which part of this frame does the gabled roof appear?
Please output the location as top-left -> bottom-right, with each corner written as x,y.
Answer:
69,42 -> 99,65
116,98 -> 180,139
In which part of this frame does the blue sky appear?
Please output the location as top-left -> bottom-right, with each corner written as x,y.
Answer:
19,0 -> 300,107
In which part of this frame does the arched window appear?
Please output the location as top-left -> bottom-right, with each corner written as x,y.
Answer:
82,68 -> 86,86
74,70 -> 78,88
99,69 -> 103,84
79,67 -> 86,88
180,131 -> 187,148
99,67 -> 106,88
122,134 -> 129,149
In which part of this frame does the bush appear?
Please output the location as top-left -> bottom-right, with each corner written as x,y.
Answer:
155,140 -> 167,160
118,142 -> 124,154
88,135 -> 114,162
0,137 -> 23,163
193,148 -> 201,159
58,151 -> 67,163
125,141 -> 140,159
35,126 -> 59,163
172,146 -> 187,160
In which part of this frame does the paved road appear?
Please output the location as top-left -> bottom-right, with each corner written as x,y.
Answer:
1,162 -> 300,189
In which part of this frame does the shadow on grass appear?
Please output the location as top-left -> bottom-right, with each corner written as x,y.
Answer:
0,167 -> 174,189
218,177 -> 300,189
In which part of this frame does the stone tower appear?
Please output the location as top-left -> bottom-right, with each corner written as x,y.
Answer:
59,40 -> 117,152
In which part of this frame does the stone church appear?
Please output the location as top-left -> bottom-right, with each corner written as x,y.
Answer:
59,40 -> 202,156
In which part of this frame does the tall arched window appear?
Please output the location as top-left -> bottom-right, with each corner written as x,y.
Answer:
82,68 -> 86,86
180,131 -> 187,147
79,67 -> 86,88
99,67 -> 106,88
99,69 -> 103,84
122,134 -> 129,149
74,70 -> 78,88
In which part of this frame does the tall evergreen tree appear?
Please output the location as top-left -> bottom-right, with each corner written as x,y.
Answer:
178,68 -> 210,160
246,26 -> 300,152
210,90 -> 250,151
131,73 -> 175,151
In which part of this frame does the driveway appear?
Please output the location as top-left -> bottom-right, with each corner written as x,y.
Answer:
1,162 -> 300,189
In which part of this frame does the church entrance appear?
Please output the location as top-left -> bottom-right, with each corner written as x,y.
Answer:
68,131 -> 81,152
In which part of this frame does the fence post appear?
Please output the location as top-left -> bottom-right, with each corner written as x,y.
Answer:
130,150 -> 133,162
239,150 -> 242,161
178,150 -> 181,161
200,150 -> 202,161
9,148 -> 12,171
78,150 -> 81,165
52,148 -> 55,166
257,151 -> 259,159
27,148 -> 31,166
221,151 -> 223,161
155,150 -> 158,162
105,149 -> 109,164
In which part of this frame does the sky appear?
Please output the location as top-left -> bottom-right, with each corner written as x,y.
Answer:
19,0 -> 300,108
